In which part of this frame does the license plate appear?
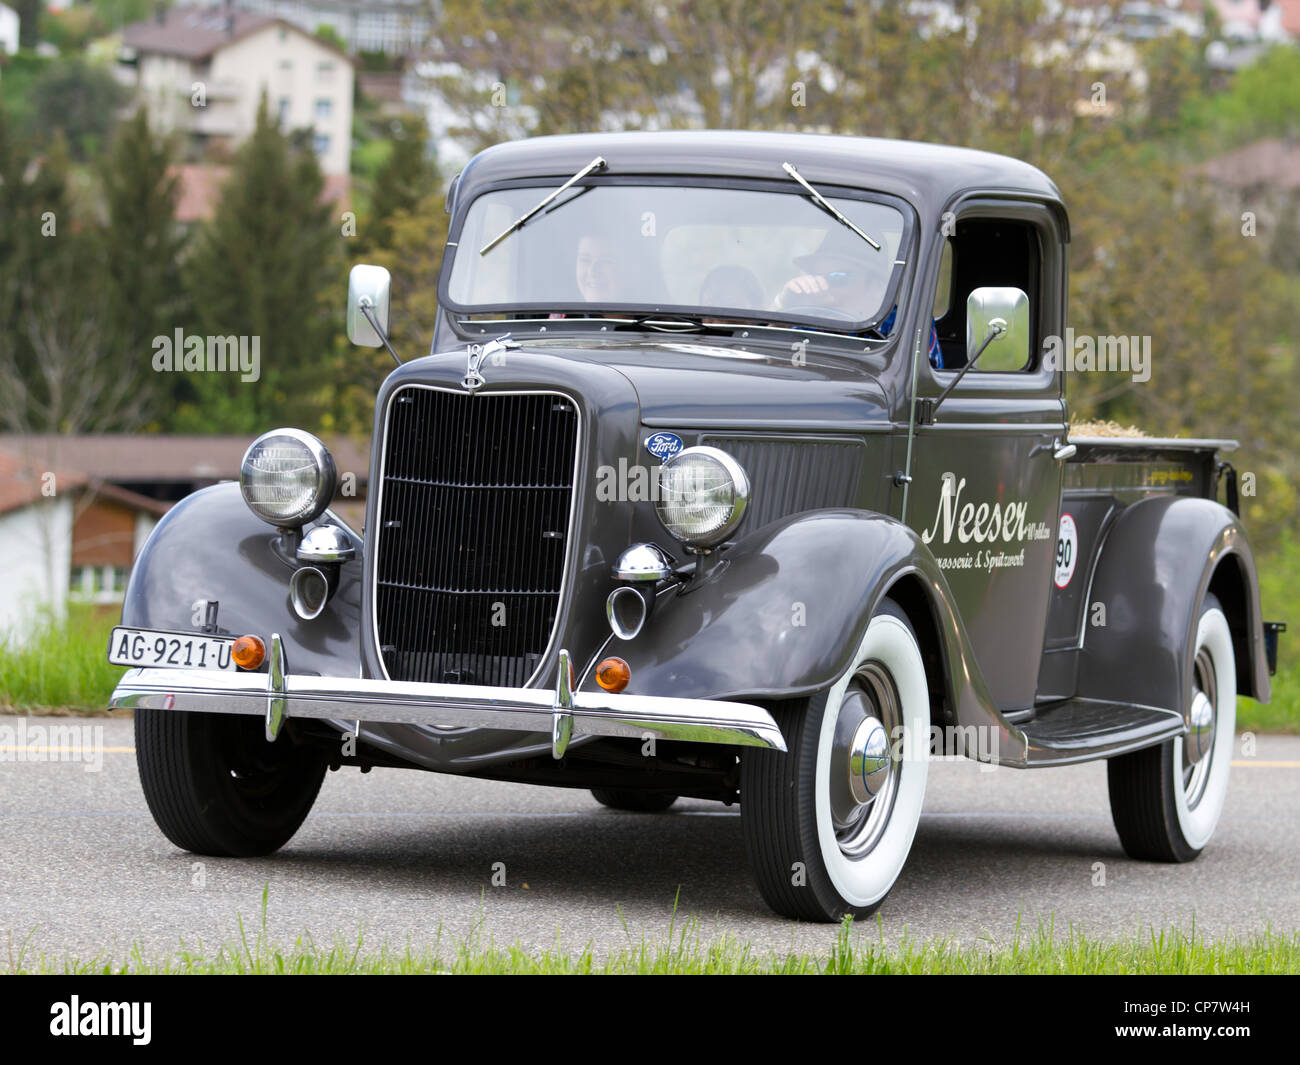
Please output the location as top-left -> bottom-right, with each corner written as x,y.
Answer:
108,627 -> 238,672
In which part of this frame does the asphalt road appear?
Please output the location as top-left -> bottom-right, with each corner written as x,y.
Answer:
2,714 -> 1298,964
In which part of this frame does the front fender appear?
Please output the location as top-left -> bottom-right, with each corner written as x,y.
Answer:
1078,495 -> 1271,718
121,482 -> 363,678
617,509 -> 1027,763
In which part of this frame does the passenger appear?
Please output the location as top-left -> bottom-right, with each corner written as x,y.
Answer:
575,233 -> 625,303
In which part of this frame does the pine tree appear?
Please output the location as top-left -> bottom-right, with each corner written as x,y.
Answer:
366,114 -> 437,254
99,107 -> 185,427
182,93 -> 341,432
14,0 -> 43,51
0,129 -> 143,433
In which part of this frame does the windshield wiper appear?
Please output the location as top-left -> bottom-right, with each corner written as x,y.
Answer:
781,161 -> 881,251
480,156 -> 607,255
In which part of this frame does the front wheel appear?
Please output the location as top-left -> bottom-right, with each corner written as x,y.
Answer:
1107,593 -> 1236,862
135,709 -> 328,857
741,599 -> 930,921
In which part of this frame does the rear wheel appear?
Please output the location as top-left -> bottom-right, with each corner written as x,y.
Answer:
1108,593 -> 1236,862
590,788 -> 678,812
741,600 -> 930,921
135,709 -> 327,857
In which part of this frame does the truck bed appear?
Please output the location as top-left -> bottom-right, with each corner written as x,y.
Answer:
1037,434 -> 1241,701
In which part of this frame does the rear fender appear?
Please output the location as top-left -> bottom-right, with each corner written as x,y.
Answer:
1078,495 -> 1270,718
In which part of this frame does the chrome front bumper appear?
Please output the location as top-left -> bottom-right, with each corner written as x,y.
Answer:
109,637 -> 786,758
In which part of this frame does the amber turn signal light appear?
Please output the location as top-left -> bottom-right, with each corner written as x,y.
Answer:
596,657 -> 631,693
232,635 -> 266,670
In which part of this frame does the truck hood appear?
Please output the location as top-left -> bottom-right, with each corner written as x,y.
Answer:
519,336 -> 893,430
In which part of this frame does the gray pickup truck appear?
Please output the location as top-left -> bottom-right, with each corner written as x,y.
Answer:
109,131 -> 1282,922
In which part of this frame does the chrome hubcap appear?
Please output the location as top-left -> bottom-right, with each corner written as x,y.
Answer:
829,663 -> 902,859
1186,691 -> 1214,765
848,716 -> 891,804
1182,646 -> 1217,808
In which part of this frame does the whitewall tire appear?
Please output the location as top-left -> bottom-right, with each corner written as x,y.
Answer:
741,599 -> 930,920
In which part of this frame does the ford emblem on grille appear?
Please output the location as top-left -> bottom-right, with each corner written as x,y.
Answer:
644,432 -> 684,461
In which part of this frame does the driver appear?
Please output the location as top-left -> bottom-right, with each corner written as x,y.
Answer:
776,231 -> 943,368
775,231 -> 889,318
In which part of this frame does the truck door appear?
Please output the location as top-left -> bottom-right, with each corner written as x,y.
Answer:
903,203 -> 1068,713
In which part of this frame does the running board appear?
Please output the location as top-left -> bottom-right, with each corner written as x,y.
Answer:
1016,698 -> 1185,767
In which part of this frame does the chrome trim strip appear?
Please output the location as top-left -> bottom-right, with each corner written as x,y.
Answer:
1071,505 -> 1120,653
640,418 -> 894,432
552,648 -> 574,758
915,422 -> 1070,432
1067,436 -> 1238,452
1018,717 -> 1185,768
109,667 -> 787,752
265,633 -> 287,741
369,384 -> 583,691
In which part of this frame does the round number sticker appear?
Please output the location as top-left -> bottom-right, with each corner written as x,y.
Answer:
1054,513 -> 1077,589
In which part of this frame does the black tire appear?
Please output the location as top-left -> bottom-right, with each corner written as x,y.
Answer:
741,600 -> 930,921
590,787 -> 679,812
1108,592 -> 1236,863
135,709 -> 328,857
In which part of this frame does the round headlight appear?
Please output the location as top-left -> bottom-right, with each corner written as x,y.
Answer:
240,428 -> 337,528
654,446 -> 750,549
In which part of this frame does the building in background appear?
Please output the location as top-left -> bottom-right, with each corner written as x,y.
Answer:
167,161 -> 352,225
228,0 -> 432,56
0,453 -> 167,640
0,2 -> 18,56
0,435 -> 369,640
1211,0 -> 1298,41
119,6 -> 355,176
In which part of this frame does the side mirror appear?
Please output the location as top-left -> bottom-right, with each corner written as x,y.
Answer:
966,286 -> 1029,372
347,264 -> 391,348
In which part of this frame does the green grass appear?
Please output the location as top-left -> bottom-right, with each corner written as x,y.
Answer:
10,890 -> 1299,974
1237,660 -> 1298,733
1242,534 -> 1300,733
0,605 -> 124,714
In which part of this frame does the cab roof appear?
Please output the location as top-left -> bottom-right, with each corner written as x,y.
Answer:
451,130 -> 1067,235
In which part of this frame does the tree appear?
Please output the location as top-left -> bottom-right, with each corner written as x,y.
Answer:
180,94 -> 341,432
26,58 -> 129,161
98,107 -> 185,427
0,127 -> 148,434
314,24 -> 346,53
14,0 -> 42,51
1193,45 -> 1300,143
365,114 -> 437,253
1063,145 -> 1300,549
333,190 -> 448,432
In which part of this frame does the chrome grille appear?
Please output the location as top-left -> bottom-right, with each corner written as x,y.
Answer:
373,387 -> 579,686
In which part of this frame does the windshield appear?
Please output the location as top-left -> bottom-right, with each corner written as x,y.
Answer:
444,182 -> 910,332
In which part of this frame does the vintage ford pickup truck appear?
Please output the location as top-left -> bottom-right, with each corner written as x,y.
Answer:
109,131 -> 1282,921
